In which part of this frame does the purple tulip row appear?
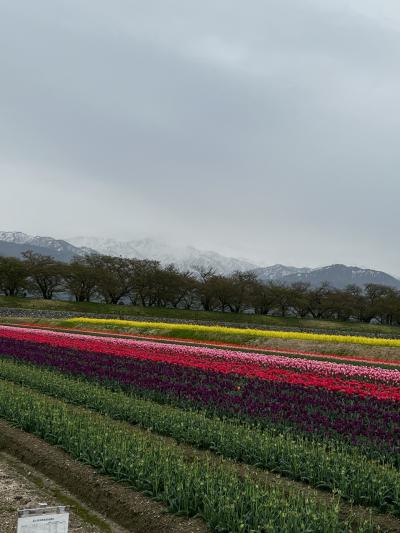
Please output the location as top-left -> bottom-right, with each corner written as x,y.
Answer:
0,335 -> 399,461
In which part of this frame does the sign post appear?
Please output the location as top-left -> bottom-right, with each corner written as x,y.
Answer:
17,504 -> 69,532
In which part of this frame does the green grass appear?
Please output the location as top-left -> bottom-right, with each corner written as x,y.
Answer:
1,295 -> 400,335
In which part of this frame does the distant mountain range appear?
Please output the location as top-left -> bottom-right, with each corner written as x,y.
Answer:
253,264 -> 400,289
0,232 -> 257,274
68,235 -> 257,275
252,264 -> 312,282
0,231 -> 93,262
1,231 -> 400,289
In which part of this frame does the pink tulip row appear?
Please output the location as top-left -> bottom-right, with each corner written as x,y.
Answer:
1,325 -> 399,386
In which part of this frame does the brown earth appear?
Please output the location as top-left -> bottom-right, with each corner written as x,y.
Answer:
249,336 -> 400,362
0,452 -> 127,532
0,420 -> 209,533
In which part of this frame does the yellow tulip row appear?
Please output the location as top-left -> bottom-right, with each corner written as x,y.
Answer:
66,317 -> 400,348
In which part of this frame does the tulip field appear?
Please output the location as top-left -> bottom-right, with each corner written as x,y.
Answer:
0,322 -> 400,531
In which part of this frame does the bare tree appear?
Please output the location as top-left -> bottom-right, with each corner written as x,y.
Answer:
64,256 -> 97,302
86,255 -> 133,304
0,256 -> 28,296
22,251 -> 65,300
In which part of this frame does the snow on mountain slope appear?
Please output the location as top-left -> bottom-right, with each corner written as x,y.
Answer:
0,231 -> 93,261
2,232 -> 400,288
251,264 -> 312,282
68,236 -> 258,275
0,231 -> 32,244
282,264 -> 400,289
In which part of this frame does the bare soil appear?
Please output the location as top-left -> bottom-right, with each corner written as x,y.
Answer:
0,452 -> 127,532
0,420 -> 209,533
249,336 -> 400,362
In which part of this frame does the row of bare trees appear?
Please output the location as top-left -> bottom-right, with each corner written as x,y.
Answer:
1,252 -> 400,324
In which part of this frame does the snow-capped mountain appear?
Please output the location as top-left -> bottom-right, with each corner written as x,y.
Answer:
68,236 -> 258,275
280,264 -> 400,289
251,264 -> 312,282
0,232 -> 33,245
0,231 -> 94,262
1,232 -> 400,288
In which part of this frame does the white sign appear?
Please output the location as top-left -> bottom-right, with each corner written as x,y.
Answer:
17,506 -> 69,533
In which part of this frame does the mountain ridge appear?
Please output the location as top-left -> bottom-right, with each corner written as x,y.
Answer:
0,231 -> 94,262
68,235 -> 258,274
279,263 -> 400,289
1,231 -> 400,289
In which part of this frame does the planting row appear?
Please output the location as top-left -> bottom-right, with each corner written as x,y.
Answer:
3,325 -> 400,387
0,379 -> 372,533
67,317 -> 400,347
41,322 -> 400,368
0,326 -> 399,459
0,357 -> 399,514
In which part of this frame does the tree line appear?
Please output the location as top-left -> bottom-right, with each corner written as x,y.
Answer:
1,251 -> 400,325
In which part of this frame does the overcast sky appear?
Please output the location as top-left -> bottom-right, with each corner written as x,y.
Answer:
1,1 -> 400,273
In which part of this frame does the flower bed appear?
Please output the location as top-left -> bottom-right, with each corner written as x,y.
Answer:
0,325 -> 399,457
66,317 -> 400,347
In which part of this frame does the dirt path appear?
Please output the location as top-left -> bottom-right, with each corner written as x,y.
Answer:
0,420 -> 208,533
0,452 -> 129,532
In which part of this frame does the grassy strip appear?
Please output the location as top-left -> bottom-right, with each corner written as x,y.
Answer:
0,379 -> 372,533
0,357 -> 399,517
10,320 -> 399,370
65,317 -> 400,348
2,295 -> 400,335
33,323 -> 400,371
5,317 -> 400,365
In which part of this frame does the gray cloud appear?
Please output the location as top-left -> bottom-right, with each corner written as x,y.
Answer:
1,0 -> 400,273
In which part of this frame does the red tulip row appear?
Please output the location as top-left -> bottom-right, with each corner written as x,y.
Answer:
1,325 -> 399,401
19,322 -> 400,368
